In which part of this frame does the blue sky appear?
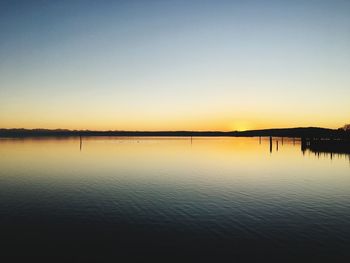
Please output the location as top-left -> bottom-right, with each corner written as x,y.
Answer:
1,0 -> 349,130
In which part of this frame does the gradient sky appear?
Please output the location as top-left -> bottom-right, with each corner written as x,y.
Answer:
1,0 -> 349,131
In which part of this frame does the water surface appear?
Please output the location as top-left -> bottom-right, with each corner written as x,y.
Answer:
0,137 -> 349,261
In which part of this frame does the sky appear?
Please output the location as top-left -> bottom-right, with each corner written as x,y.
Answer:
0,0 -> 349,131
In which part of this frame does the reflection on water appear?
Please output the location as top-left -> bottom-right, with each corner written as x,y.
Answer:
0,137 -> 349,261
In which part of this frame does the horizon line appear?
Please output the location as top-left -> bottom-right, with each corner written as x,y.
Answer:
0,126 -> 338,133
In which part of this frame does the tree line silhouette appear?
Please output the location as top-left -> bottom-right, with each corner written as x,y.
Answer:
0,126 -> 349,139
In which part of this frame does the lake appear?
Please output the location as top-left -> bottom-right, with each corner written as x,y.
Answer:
0,137 -> 349,262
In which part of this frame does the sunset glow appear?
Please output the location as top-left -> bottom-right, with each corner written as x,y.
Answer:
1,1 -> 349,130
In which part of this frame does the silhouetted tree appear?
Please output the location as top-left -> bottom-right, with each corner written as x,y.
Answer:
342,124 -> 350,131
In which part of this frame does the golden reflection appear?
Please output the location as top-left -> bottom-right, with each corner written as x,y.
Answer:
0,137 -> 349,196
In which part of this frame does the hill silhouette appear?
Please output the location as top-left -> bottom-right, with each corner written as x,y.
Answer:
0,127 -> 349,139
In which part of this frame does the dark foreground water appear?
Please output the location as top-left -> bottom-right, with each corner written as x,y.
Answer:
0,137 -> 349,262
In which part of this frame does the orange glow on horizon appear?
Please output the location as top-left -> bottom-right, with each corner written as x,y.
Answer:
0,117 -> 344,131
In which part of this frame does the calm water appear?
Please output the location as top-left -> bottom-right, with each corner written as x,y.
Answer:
0,137 -> 349,262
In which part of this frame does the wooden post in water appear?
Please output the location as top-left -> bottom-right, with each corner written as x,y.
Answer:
269,136 -> 272,153
80,135 -> 82,151
301,137 -> 306,155
276,140 -> 279,151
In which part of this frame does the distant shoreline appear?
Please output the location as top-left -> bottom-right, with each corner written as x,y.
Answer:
1,127 -> 349,139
